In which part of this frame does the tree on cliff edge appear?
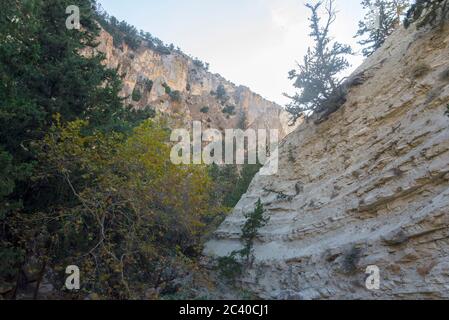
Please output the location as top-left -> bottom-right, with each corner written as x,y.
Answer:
356,0 -> 410,57
285,0 -> 353,124
404,0 -> 449,29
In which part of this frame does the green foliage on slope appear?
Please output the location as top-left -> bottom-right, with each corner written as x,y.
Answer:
28,118 -> 214,298
0,0 -> 222,299
209,164 -> 262,209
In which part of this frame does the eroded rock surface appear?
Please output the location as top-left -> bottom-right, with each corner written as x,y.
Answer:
93,28 -> 293,136
205,24 -> 449,299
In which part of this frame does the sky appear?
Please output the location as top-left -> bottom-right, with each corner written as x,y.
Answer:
97,0 -> 366,106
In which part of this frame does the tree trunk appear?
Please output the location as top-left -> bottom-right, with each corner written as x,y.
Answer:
33,260 -> 47,300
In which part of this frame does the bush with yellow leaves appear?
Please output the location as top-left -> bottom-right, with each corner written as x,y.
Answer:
26,117 -> 216,299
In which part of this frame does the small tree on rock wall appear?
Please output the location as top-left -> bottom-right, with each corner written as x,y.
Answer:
239,199 -> 270,261
285,0 -> 353,123
356,0 -> 410,57
404,0 -> 449,28
216,199 -> 269,281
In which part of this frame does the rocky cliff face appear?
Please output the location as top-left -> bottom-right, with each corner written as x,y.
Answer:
205,23 -> 449,299
94,28 -> 293,136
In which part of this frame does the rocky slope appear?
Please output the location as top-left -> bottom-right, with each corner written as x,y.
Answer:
93,28 -> 293,137
205,23 -> 449,299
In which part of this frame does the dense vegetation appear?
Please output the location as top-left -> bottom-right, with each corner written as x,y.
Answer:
209,163 -> 262,209
30,118 -> 214,299
0,0 -> 258,299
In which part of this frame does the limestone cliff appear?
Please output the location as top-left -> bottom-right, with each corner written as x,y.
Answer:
205,23 -> 449,299
94,28 -> 293,136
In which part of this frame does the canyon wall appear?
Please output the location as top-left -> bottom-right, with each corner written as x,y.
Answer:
205,23 -> 449,299
94,28 -> 293,137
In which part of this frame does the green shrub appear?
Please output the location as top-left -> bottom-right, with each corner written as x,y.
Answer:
224,164 -> 261,208
239,199 -> 270,260
124,33 -> 141,50
216,84 -> 230,104
162,82 -> 172,94
155,46 -> 172,55
209,164 -> 261,209
169,90 -> 182,102
222,105 -> 236,116
144,106 -> 157,118
200,106 -> 210,113
193,58 -> 210,70
144,79 -> 153,92
139,31 -> 172,55
216,199 -> 269,281
96,13 -> 141,50
132,88 -> 142,102
445,104 -> 449,117
214,84 -> 230,105
216,252 -> 243,281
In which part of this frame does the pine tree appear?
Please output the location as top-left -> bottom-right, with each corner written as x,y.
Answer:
285,0 -> 353,123
0,0 -> 150,210
404,0 -> 449,29
356,0 -> 410,57
240,199 -> 269,261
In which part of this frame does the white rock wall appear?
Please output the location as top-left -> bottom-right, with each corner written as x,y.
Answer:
205,24 -> 449,300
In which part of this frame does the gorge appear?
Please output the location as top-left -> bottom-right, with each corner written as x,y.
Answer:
95,12 -> 449,300
205,22 -> 449,299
